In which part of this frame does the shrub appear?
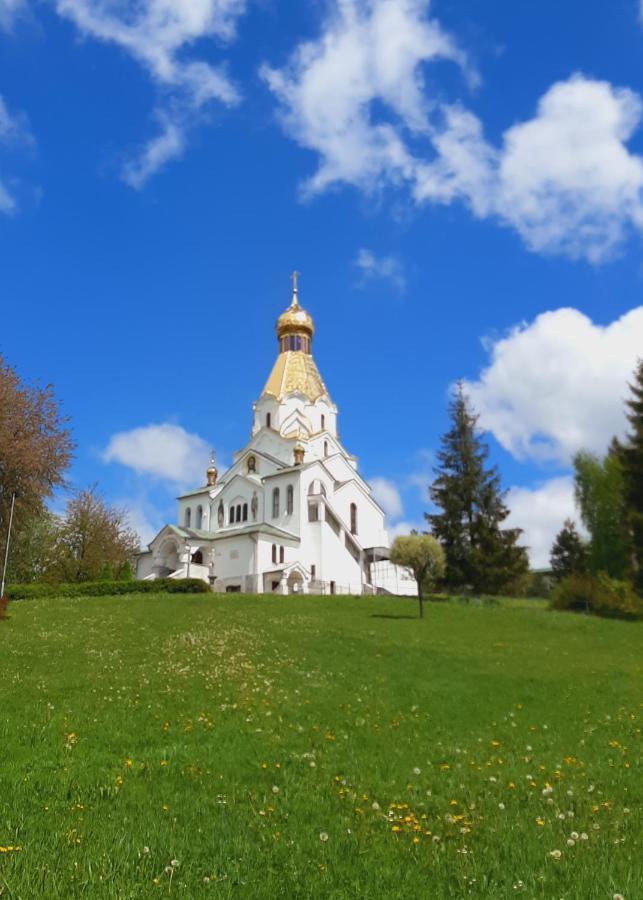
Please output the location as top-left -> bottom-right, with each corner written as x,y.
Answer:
592,573 -> 642,620
6,578 -> 209,600
549,574 -> 642,620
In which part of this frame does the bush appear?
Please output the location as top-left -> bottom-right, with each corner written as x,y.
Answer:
549,574 -> 642,620
6,578 -> 210,600
592,573 -> 642,620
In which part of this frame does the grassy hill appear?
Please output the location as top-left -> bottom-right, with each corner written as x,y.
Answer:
0,594 -> 640,898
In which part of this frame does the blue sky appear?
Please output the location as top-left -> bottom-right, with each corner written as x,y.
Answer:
2,0 -> 643,565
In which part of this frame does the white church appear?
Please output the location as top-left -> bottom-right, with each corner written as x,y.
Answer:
136,278 -> 416,596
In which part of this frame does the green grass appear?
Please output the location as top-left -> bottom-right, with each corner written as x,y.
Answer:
0,594 -> 640,899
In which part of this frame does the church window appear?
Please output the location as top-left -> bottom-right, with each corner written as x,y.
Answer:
242,503 -> 248,522
330,581 -> 336,595
324,441 -> 329,457
350,503 -> 358,535
308,504 -> 319,522
272,544 -> 277,564
185,507 -> 191,528
321,414 -> 325,430
311,564 -> 316,579
266,413 -> 272,429
272,488 -> 280,518
196,505 -> 203,530
286,484 -> 294,515
191,549 -> 203,565
279,546 -> 285,564
230,506 -> 235,524
236,504 -> 242,522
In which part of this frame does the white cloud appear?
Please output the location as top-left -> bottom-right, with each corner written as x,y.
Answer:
463,306 -> 643,463
103,423 -> 210,485
371,476 -> 404,518
494,77 -> 643,262
121,111 -> 185,189
264,3 -> 643,261
119,496 -> 164,546
505,476 -> 583,569
0,0 -> 26,31
0,94 -> 32,213
56,0 -> 245,184
387,519 -> 425,540
261,0 -> 469,197
355,248 -> 406,291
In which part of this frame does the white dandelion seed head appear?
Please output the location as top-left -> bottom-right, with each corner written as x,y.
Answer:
413,767 -> 421,775
319,832 -> 329,842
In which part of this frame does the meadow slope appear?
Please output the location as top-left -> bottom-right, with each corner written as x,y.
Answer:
0,594 -> 640,899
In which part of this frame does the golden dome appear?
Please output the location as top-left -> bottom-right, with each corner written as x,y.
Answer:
276,276 -> 314,339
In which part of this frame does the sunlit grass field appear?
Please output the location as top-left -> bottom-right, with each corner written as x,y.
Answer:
0,593 -> 640,898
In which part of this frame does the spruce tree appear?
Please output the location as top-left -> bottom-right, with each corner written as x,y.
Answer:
427,383 -> 529,595
619,359 -> 643,590
550,519 -> 587,581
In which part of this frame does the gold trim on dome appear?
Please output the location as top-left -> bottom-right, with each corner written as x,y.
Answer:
276,277 -> 314,339
262,351 -> 328,402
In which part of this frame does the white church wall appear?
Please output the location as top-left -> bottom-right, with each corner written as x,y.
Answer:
212,534 -> 257,590
333,482 -> 388,550
317,516 -> 363,593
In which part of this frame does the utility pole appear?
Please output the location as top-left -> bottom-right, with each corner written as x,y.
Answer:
1,492 -> 17,597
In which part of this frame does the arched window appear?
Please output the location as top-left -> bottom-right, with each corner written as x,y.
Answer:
279,546 -> 285,564
272,544 -> 277,564
185,507 -> 191,528
324,441 -> 329,457
286,484 -> 294,515
350,503 -> 358,535
196,505 -> 203,530
236,504 -> 242,522
321,414 -> 326,430
242,503 -> 248,522
272,487 -> 280,518
266,412 -> 272,429
191,549 -> 203,565
230,506 -> 235,524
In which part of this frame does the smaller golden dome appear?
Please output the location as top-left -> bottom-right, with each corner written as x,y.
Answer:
276,275 -> 314,339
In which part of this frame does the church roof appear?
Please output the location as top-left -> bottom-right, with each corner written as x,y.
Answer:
162,523 -> 299,543
261,350 -> 329,402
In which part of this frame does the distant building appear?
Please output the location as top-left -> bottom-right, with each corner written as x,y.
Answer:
137,277 -> 416,596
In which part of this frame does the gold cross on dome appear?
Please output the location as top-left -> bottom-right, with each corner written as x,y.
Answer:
291,270 -> 299,294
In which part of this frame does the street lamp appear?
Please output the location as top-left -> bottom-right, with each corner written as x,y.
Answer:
1,492 -> 17,598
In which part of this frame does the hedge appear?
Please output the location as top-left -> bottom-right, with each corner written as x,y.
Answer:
6,578 -> 210,600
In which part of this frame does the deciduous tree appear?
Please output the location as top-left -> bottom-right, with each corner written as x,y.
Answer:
0,355 -> 74,567
574,447 -> 629,579
47,487 -> 140,583
390,534 -> 445,619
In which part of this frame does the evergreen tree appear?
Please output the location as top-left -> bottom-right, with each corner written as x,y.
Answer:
118,560 -> 133,581
619,359 -> 643,590
427,383 -> 529,594
549,519 -> 588,581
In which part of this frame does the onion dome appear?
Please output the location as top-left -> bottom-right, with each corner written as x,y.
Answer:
206,454 -> 218,486
276,273 -> 314,345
